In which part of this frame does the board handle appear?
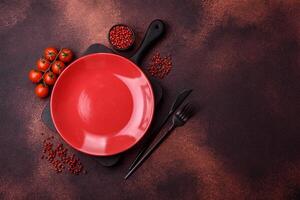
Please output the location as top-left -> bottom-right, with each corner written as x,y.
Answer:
130,19 -> 165,65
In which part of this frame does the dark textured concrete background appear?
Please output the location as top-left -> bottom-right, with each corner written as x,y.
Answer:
0,0 -> 299,199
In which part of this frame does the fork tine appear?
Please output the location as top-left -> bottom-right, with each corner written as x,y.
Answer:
186,104 -> 193,115
182,105 -> 193,121
181,104 -> 191,118
177,103 -> 189,118
179,103 -> 191,119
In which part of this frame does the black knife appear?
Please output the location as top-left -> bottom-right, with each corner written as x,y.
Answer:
128,89 -> 193,170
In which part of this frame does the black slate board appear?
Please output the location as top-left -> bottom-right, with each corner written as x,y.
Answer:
41,43 -> 163,167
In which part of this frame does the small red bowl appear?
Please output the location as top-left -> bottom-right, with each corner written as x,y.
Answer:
108,24 -> 135,51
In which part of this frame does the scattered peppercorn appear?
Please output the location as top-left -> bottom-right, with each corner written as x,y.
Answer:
147,53 -> 172,79
109,25 -> 135,50
42,136 -> 86,175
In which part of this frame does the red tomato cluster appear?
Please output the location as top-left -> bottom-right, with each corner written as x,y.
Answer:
28,47 -> 74,98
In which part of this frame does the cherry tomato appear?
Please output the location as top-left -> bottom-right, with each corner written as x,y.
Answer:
43,72 -> 57,85
44,47 -> 58,61
51,60 -> 65,75
36,58 -> 50,72
59,48 -> 73,63
28,69 -> 43,83
35,83 -> 49,98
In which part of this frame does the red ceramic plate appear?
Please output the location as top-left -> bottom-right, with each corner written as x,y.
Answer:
50,53 -> 154,156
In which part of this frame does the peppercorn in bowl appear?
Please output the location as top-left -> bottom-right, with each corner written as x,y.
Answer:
108,24 -> 135,51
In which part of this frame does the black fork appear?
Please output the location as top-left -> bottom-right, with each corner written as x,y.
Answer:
124,103 -> 194,179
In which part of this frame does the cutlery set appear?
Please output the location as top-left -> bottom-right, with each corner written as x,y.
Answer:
125,101 -> 194,179
126,89 -> 193,178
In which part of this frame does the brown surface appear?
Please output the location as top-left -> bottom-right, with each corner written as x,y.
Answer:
0,0 -> 300,199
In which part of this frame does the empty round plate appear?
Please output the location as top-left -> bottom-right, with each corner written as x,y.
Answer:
51,53 -> 154,156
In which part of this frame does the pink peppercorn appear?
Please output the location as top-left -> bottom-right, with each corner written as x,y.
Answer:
147,53 -> 172,79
